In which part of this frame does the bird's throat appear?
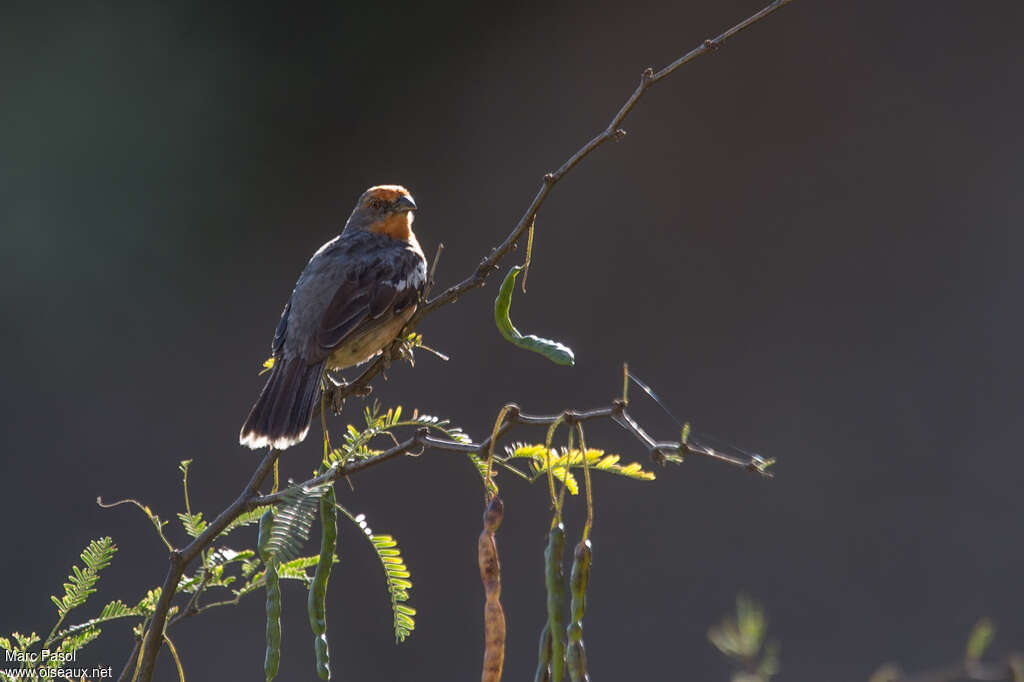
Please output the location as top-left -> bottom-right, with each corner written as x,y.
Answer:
369,212 -> 414,242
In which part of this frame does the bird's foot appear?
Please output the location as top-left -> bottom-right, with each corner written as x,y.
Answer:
329,389 -> 346,416
324,372 -> 348,415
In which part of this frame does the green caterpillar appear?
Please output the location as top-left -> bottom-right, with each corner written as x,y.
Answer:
258,509 -> 281,682
494,266 -> 575,366
308,486 -> 337,680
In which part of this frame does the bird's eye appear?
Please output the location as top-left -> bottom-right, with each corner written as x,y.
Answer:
369,198 -> 387,210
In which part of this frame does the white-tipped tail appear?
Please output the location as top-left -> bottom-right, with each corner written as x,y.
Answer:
239,357 -> 324,451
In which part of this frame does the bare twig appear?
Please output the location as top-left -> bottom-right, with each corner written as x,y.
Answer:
116,638 -> 140,682
250,400 -> 771,509
134,448 -> 279,681
131,2 -> 791,678
310,0 -> 795,419
423,242 -> 444,300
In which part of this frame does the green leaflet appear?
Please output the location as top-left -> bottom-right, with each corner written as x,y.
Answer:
50,538 -> 116,621
262,484 -> 331,564
966,618 -> 996,662
336,505 -> 416,643
494,266 -> 575,366
504,443 -> 656,494
325,403 -> 472,468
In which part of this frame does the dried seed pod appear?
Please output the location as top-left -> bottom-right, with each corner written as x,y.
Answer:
478,496 -> 506,682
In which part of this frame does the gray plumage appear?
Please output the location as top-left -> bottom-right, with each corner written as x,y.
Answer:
240,186 -> 426,450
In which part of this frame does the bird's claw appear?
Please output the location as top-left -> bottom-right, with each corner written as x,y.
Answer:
330,389 -> 346,416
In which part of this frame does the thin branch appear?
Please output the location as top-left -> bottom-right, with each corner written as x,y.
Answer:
423,242 -> 444,300
131,2 -> 791,678
250,400 -> 771,509
117,638 -> 140,682
138,398 -> 770,678
135,448 -> 279,681
319,0 -> 795,416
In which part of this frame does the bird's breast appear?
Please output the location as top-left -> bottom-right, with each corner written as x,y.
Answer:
326,305 -> 416,369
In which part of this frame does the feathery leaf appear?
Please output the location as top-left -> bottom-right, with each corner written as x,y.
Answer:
51,538 -> 116,618
262,485 -> 330,564
505,444 -> 656,491
337,505 -> 416,642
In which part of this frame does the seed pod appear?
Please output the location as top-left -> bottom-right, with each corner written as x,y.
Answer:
258,509 -> 281,682
534,621 -> 552,682
478,496 -> 505,682
566,539 -> 592,682
544,524 -> 567,682
308,486 -> 337,679
494,265 -> 575,366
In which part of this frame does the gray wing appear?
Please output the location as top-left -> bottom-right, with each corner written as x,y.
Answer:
271,301 -> 290,355
314,247 -> 424,358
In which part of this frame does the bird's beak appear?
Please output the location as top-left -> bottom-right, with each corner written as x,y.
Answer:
393,195 -> 417,213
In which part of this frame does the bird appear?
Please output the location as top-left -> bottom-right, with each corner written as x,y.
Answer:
240,185 -> 427,450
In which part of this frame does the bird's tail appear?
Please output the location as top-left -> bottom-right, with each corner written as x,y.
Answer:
239,358 -> 325,450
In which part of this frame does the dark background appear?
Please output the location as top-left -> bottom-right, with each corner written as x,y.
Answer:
2,0 -> 1022,679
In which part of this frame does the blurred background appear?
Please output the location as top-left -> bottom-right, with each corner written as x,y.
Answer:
2,0 -> 1022,679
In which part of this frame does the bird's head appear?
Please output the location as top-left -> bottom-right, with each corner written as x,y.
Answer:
344,185 -> 418,241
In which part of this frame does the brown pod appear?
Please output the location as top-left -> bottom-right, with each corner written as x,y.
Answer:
478,496 -> 506,682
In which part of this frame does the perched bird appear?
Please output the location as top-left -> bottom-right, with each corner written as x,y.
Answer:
240,185 -> 426,450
